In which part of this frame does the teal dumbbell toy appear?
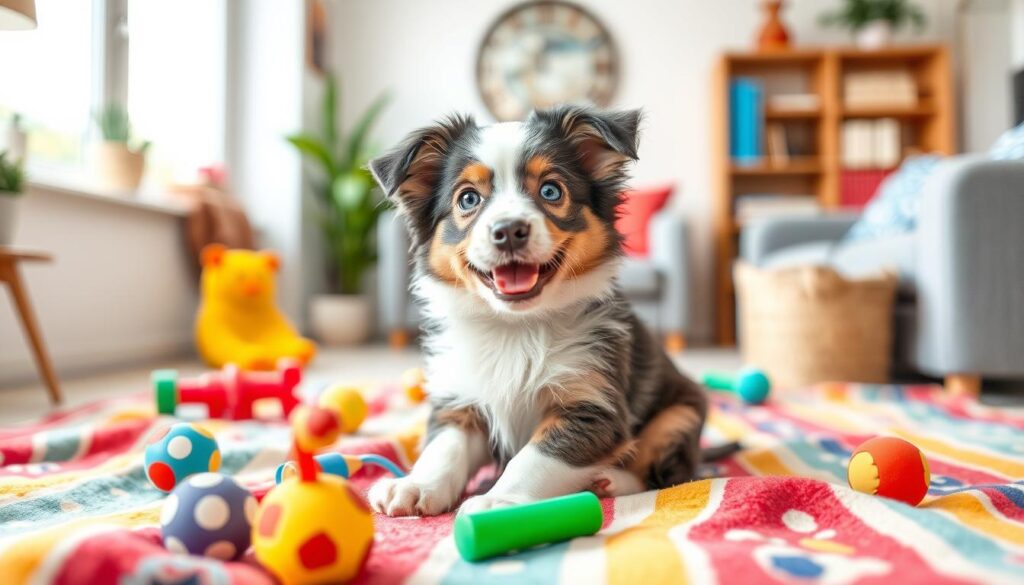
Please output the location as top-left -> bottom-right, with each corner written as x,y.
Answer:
702,367 -> 771,404
454,492 -> 602,562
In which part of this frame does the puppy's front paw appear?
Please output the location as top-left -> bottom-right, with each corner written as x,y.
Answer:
458,493 -> 532,515
368,476 -> 461,517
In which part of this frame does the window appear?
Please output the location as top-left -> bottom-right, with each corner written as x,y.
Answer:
126,0 -> 226,184
0,0 -> 226,186
0,0 -> 95,172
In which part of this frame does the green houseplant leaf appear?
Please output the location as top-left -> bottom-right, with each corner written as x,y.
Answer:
819,0 -> 926,32
0,151 -> 25,197
286,133 -> 338,180
286,74 -> 390,295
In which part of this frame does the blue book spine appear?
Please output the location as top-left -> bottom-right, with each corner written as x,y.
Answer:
730,78 -> 764,165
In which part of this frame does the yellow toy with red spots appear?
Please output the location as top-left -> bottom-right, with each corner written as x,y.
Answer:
252,405 -> 374,584
196,244 -> 316,371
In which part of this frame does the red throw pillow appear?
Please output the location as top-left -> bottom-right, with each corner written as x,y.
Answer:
616,184 -> 674,257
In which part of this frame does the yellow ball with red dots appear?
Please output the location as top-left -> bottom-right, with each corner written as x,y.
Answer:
318,385 -> 367,433
847,436 -> 931,506
252,474 -> 374,584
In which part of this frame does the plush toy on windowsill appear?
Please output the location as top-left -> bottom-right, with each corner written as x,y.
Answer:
195,244 -> 316,370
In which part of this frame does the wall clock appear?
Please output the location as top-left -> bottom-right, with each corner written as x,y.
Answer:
477,1 -> 619,121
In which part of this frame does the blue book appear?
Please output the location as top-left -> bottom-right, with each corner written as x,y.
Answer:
730,77 -> 764,165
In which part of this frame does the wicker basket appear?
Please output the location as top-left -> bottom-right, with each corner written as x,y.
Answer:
735,262 -> 898,389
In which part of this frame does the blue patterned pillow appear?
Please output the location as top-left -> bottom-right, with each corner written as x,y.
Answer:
989,123 -> 1024,160
844,155 -> 943,242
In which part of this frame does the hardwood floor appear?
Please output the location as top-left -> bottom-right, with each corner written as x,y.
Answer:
0,346 -> 743,426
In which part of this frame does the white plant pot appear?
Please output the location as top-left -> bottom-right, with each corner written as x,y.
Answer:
856,21 -> 893,50
0,195 -> 21,245
93,141 -> 146,195
5,127 -> 27,163
310,294 -> 373,346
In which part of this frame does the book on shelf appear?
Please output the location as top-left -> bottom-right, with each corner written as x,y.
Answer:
840,169 -> 894,209
842,118 -> 901,169
767,93 -> 820,113
765,123 -> 790,165
729,77 -> 763,165
734,194 -> 820,225
844,69 -> 918,108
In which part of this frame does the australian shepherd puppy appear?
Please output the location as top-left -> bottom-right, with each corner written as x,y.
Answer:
367,105 -> 708,516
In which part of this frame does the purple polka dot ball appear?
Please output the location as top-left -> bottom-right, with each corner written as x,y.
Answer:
144,422 -> 221,493
161,472 -> 256,561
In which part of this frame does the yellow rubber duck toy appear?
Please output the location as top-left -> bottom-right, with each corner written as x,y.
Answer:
195,244 -> 316,370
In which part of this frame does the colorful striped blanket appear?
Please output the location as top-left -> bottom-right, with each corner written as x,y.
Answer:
1,382 -> 1022,584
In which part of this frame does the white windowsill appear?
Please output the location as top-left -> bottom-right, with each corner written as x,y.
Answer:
27,177 -> 190,218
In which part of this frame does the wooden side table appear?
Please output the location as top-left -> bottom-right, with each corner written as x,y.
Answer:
0,246 -> 62,404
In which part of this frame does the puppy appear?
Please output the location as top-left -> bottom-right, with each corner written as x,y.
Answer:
367,105 -> 708,516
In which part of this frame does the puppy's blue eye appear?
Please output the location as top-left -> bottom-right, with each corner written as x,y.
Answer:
458,190 -> 481,211
539,182 -> 562,202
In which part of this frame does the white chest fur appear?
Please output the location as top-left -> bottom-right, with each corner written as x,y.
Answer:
417,278 -> 624,457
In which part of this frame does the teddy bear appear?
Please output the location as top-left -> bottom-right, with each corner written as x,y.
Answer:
195,244 -> 316,370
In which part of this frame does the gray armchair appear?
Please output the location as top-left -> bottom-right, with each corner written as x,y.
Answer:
741,156 -> 1024,394
377,209 -> 693,351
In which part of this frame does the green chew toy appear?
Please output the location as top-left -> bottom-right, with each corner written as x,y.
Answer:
453,492 -> 603,562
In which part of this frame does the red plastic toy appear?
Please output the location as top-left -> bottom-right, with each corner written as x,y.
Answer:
153,359 -> 301,420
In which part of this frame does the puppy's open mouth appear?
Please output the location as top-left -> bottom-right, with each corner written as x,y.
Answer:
471,249 -> 565,302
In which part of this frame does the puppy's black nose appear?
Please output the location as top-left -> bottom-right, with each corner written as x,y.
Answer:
490,220 -> 531,251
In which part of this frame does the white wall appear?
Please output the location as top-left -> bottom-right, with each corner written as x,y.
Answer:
0,186 -> 194,387
960,0 -> 1015,151
327,0 -> 957,342
1013,0 -> 1024,67
225,0 -> 309,325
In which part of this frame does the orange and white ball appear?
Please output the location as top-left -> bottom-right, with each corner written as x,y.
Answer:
401,368 -> 427,403
847,436 -> 930,506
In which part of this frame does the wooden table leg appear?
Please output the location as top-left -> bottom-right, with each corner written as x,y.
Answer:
944,374 -> 980,398
0,261 -> 63,404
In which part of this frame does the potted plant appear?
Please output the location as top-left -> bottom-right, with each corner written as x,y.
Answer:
93,103 -> 150,194
0,151 -> 26,245
6,114 -> 27,163
286,75 -> 389,346
819,0 -> 926,49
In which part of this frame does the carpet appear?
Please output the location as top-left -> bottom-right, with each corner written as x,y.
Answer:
0,382 -> 1022,584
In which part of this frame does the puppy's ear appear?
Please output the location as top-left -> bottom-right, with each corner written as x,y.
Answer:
535,106 -> 642,183
368,114 -> 477,216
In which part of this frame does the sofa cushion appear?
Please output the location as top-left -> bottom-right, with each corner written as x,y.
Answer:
761,241 -> 833,270
617,184 -> 673,257
831,233 -> 916,291
762,235 -> 916,294
844,155 -> 943,243
990,122 -> 1024,160
617,258 -> 660,297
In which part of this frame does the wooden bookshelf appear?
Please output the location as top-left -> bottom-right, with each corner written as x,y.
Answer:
712,45 -> 955,345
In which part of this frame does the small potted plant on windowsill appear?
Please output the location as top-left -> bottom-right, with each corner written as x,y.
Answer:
286,75 -> 390,346
819,0 -> 926,50
93,103 -> 150,194
0,151 -> 26,245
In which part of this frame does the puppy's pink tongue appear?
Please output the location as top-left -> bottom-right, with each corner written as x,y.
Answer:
492,263 -> 540,295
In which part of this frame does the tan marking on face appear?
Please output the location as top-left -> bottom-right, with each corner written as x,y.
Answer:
526,155 -> 552,179
627,405 -> 701,475
524,155 -> 572,216
459,162 -> 493,188
547,207 -> 611,281
427,228 -> 474,289
449,162 -> 493,231
434,406 -> 486,433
